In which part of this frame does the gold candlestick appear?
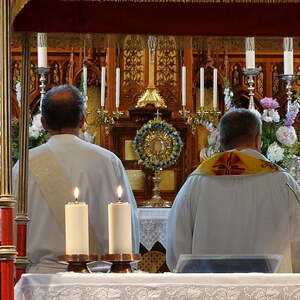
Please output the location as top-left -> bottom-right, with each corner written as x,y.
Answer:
59,254 -> 98,273
101,253 -> 141,273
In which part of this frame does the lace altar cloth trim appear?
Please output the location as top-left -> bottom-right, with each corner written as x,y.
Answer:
18,284 -> 300,300
138,208 -> 170,251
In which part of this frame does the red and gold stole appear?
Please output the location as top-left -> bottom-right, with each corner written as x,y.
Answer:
193,151 -> 278,176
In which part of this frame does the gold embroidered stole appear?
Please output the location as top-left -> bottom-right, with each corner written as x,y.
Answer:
29,144 -> 101,254
193,151 -> 279,176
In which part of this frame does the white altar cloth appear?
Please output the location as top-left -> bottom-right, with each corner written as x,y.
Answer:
15,272 -> 300,300
138,208 -> 170,251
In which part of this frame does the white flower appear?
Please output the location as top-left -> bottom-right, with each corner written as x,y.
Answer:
262,109 -> 280,123
80,130 -> 95,143
276,125 -> 297,147
200,145 -> 219,161
16,81 -> 21,105
207,129 -> 220,146
267,142 -> 285,163
29,113 -> 43,139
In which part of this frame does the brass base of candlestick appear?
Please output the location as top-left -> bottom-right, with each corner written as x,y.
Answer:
101,253 -> 141,273
59,254 -> 98,273
140,199 -> 172,208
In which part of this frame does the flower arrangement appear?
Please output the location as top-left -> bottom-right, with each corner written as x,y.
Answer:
199,89 -> 300,168
12,113 -> 49,164
133,119 -> 183,170
260,97 -> 299,167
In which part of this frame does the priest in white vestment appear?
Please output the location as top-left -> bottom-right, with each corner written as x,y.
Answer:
13,85 -> 139,273
167,109 -> 300,272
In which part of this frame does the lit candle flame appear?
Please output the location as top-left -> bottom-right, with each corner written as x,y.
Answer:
74,187 -> 79,200
117,185 -> 123,199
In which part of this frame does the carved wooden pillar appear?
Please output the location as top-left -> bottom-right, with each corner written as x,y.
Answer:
100,35 -> 116,151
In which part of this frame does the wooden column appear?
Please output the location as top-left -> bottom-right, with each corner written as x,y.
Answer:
101,35 -> 116,151
0,0 -> 17,298
15,33 -> 31,282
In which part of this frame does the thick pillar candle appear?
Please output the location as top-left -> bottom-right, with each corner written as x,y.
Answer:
284,37 -> 294,75
100,67 -> 106,107
181,66 -> 186,106
245,37 -> 255,69
115,67 -> 120,108
37,33 -> 47,68
200,67 -> 205,108
65,188 -> 89,255
108,186 -> 132,254
213,68 -> 218,109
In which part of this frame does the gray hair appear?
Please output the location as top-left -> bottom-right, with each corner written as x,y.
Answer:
220,108 -> 262,151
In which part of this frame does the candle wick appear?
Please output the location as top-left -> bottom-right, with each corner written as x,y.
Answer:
74,198 -> 79,204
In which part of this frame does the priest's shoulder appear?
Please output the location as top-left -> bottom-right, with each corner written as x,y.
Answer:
28,143 -> 48,158
80,141 -> 121,162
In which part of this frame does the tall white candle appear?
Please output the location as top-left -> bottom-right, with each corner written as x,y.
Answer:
245,37 -> 255,69
115,67 -> 120,108
83,65 -> 88,100
37,33 -> 48,68
213,68 -> 218,109
181,66 -> 186,106
65,188 -> 89,255
108,186 -> 132,254
200,67 -> 205,108
284,37 -> 294,75
100,67 -> 106,107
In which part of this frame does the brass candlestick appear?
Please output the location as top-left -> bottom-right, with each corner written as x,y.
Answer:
242,67 -> 261,110
179,107 -> 221,135
85,107 -> 123,135
59,254 -> 98,273
279,74 -> 300,111
140,169 -> 172,207
101,253 -> 141,273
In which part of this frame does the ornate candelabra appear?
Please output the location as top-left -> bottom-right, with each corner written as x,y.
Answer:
179,106 -> 221,135
86,107 -> 123,135
242,67 -> 261,110
279,74 -> 300,110
36,67 -> 50,110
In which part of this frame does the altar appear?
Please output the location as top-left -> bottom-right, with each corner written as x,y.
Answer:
15,272 -> 300,300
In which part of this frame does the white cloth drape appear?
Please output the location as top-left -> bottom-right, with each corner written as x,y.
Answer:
167,149 -> 300,272
15,273 -> 300,300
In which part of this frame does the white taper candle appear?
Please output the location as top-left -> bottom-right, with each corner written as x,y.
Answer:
100,67 -> 106,107
83,65 -> 88,100
213,68 -> 218,109
115,67 -> 120,108
181,66 -> 186,106
200,67 -> 205,108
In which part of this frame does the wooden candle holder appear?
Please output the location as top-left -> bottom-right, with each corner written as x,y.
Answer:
59,254 -> 98,273
101,253 -> 141,273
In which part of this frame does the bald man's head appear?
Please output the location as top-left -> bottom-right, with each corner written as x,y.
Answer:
42,85 -> 84,131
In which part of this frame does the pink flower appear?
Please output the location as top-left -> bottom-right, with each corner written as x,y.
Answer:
260,97 -> 279,110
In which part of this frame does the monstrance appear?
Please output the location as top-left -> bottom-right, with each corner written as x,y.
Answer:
133,111 -> 183,207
